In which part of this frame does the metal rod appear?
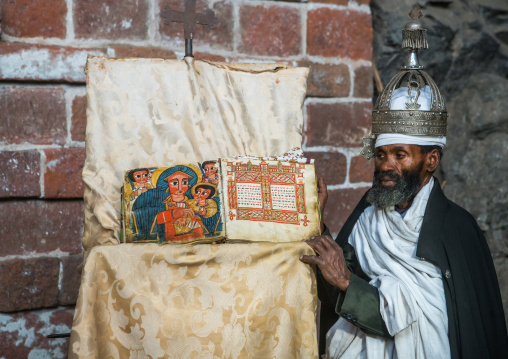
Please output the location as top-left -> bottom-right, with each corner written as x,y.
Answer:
47,333 -> 71,338
185,38 -> 193,57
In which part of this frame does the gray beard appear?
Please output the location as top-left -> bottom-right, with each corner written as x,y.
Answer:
366,168 -> 422,209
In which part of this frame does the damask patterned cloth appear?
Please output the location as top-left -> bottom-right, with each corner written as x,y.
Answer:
75,57 -> 317,357
69,242 -> 318,358
82,56 -> 309,257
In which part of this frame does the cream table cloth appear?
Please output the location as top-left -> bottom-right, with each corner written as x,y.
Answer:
69,242 -> 318,358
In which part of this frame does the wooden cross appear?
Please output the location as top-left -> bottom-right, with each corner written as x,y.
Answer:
160,0 -> 220,57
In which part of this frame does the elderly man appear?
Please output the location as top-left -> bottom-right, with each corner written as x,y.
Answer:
300,6 -> 508,358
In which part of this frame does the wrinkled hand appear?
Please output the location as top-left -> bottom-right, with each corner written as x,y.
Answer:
300,235 -> 351,291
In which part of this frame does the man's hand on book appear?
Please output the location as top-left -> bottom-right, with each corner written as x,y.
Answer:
300,235 -> 351,292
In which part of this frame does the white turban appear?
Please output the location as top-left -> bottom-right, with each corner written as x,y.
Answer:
375,86 -> 446,148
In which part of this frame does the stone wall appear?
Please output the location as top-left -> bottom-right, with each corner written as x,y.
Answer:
0,0 -> 374,356
371,0 -> 508,323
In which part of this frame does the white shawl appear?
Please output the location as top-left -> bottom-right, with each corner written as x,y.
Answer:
326,178 -> 450,359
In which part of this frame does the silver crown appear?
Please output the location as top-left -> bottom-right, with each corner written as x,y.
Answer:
361,4 -> 448,160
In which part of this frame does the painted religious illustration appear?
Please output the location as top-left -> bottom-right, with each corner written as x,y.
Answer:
121,158 -> 320,244
122,161 -> 224,244
221,158 -> 321,242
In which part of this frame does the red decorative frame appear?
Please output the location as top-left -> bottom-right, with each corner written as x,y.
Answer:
227,161 -> 308,225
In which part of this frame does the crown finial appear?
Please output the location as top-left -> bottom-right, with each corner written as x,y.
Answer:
409,4 -> 423,21
402,4 -> 428,51
401,4 -> 428,69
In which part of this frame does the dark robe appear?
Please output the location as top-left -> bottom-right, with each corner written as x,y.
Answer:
317,178 -> 508,358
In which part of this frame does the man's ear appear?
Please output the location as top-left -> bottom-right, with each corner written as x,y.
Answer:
426,149 -> 440,172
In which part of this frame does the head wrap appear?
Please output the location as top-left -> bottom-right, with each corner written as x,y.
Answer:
374,86 -> 447,149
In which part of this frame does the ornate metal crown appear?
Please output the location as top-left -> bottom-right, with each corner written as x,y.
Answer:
361,5 -> 448,160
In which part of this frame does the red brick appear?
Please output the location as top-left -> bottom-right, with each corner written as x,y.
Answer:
305,101 -> 372,147
354,65 -> 373,98
299,61 -> 350,97
74,0 -> 149,40
350,155 -> 374,183
239,4 -> 301,57
324,187 -> 369,234
305,151 -> 347,185
44,148 -> 86,198
1,0 -> 67,39
0,257 -> 59,312
194,52 -> 226,62
59,254 -> 83,305
71,96 -> 87,142
0,307 -> 74,357
0,200 -> 84,257
307,9 -> 372,60
113,46 -> 177,59
0,43 -> 107,82
0,151 -> 41,197
159,0 -> 233,51
0,87 -> 67,145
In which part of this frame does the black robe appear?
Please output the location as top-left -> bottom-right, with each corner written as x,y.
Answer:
317,178 -> 508,358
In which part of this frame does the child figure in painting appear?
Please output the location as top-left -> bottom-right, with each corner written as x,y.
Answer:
187,183 -> 218,218
128,168 -> 153,200
202,160 -> 219,186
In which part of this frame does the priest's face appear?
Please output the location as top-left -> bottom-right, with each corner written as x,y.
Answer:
367,144 -> 429,208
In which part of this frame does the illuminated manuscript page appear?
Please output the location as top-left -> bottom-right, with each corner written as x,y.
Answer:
221,158 -> 320,242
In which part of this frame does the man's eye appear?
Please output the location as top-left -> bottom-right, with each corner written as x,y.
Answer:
182,180 -> 188,185
396,153 -> 406,159
171,181 -> 178,186
135,175 -> 140,178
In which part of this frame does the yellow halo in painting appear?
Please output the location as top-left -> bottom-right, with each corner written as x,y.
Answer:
150,164 -> 203,189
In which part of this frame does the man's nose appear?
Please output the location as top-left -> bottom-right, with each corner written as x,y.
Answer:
378,157 -> 396,172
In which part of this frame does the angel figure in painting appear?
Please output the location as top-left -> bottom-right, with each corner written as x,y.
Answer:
127,168 -> 153,200
202,160 -> 220,186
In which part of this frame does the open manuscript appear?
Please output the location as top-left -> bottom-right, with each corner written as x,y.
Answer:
121,158 -> 320,244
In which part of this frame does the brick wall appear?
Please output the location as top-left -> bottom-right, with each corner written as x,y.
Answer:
0,0 -> 373,356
